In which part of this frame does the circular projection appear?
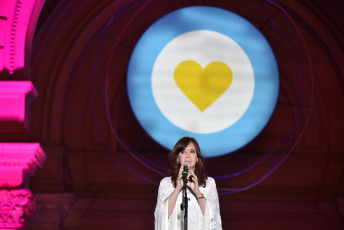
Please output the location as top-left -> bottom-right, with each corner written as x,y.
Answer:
127,6 -> 279,157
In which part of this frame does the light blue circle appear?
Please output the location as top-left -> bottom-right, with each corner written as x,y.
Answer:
127,6 -> 279,157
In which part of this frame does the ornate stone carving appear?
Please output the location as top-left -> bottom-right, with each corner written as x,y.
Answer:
0,189 -> 35,229
0,0 -> 45,74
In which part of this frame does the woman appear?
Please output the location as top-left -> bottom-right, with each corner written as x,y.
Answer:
154,137 -> 222,230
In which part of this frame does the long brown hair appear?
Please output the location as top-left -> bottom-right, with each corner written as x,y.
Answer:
168,137 -> 207,188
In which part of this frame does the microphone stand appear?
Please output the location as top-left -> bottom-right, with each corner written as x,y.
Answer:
180,176 -> 188,230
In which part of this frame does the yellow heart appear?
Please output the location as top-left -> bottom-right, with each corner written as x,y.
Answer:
174,61 -> 233,111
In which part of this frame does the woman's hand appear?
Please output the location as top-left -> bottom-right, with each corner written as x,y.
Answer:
187,168 -> 201,197
168,165 -> 185,218
188,168 -> 206,214
175,165 -> 184,191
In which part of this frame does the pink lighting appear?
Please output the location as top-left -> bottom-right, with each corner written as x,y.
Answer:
0,189 -> 35,229
0,81 -> 37,136
0,143 -> 45,187
0,0 -> 44,74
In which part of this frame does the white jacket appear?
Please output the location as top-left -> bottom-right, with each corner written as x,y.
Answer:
154,177 -> 222,230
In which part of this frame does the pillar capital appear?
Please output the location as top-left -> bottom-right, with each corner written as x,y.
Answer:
0,81 -> 37,141
0,143 -> 45,187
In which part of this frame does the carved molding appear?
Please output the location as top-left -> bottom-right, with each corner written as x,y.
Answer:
0,0 -> 45,74
0,142 -> 46,187
8,0 -> 23,72
0,189 -> 35,229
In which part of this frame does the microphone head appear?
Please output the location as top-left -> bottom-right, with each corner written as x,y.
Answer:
182,164 -> 188,178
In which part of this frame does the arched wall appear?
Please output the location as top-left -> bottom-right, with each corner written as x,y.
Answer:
28,0 -> 344,199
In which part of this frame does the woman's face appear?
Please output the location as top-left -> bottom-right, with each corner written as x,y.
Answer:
177,142 -> 198,169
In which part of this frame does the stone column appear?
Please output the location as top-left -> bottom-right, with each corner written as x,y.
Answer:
0,82 -> 46,229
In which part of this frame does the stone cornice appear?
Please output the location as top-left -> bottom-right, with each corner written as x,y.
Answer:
0,143 -> 46,187
0,81 -> 37,138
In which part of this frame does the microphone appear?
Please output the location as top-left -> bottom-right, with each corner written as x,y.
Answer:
182,164 -> 188,179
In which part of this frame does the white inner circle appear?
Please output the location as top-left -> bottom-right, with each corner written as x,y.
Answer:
152,30 -> 254,134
